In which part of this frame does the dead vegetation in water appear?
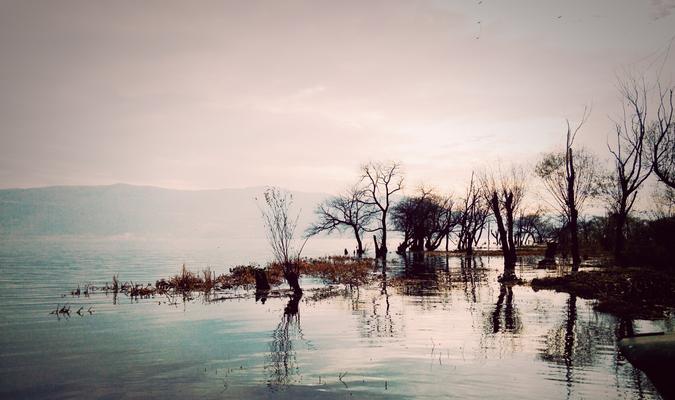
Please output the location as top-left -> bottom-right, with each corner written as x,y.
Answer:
217,264 -> 284,289
303,285 -> 351,303
66,257 -> 376,305
49,303 -> 94,318
298,256 -> 375,287
428,245 -> 548,257
155,264 -> 218,293
529,268 -> 675,319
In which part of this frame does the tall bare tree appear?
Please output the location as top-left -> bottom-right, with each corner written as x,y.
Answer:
651,85 -> 675,189
480,166 -> 527,281
424,193 -> 456,251
514,210 -> 552,246
606,77 -> 653,262
259,187 -> 306,294
359,161 -> 404,257
456,172 -> 489,255
306,187 -> 376,256
535,108 -> 599,271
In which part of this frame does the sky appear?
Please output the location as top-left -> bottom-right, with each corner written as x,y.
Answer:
1,0 -> 674,195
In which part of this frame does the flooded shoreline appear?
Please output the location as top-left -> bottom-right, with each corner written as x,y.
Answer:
0,238 -> 671,399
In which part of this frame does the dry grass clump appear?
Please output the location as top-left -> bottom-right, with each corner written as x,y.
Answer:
170,264 -> 204,291
75,257 -> 376,305
216,265 -> 255,289
299,256 -> 375,287
152,264 -> 283,293
154,264 -> 223,293
216,265 -> 284,289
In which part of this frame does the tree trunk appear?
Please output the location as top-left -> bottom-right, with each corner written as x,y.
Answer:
254,268 -> 271,292
614,212 -> 627,265
504,195 -> 517,279
567,148 -> 581,271
283,267 -> 302,294
380,216 -> 388,256
490,192 -> 517,281
614,197 -> 628,265
538,241 -> 557,267
353,226 -> 364,256
570,208 -> 580,271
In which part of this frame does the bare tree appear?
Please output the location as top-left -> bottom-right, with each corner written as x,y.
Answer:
535,108 -> 599,271
359,161 -> 404,257
651,85 -> 675,189
606,77 -> 653,263
515,208 -> 554,246
652,184 -> 675,219
480,166 -> 527,281
259,187 -> 306,294
456,172 -> 490,255
306,187 -> 376,256
424,193 -> 456,251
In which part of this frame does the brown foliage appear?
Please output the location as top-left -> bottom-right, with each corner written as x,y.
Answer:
298,256 -> 375,287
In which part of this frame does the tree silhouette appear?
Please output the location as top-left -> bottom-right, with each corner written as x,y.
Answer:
259,187 -> 306,294
359,161 -> 404,258
306,186 -> 376,256
480,166 -> 527,281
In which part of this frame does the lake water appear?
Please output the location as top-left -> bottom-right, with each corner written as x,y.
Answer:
0,236 -> 672,399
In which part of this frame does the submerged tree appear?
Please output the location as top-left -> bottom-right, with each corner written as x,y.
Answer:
535,109 -> 599,271
306,187 -> 376,256
423,193 -> 456,251
480,166 -> 527,281
456,172 -> 489,255
606,77 -> 653,263
391,189 -> 432,254
259,187 -> 306,294
359,161 -> 404,258
391,187 -> 455,253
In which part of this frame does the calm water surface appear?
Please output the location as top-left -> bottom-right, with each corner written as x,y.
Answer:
0,237 -> 672,399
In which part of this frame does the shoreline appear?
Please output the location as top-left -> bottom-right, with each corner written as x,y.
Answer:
527,268 -> 675,320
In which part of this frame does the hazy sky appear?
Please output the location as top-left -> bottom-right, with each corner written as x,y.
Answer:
1,0 -> 674,193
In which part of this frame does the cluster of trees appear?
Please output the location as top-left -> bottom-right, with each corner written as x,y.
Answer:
305,75 -> 673,280
306,161 -> 403,258
305,160 -> 532,280
261,75 -> 673,291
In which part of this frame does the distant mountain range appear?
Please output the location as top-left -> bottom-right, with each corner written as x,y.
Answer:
0,184 -> 328,238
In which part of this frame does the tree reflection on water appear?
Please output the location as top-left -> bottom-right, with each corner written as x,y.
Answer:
266,293 -> 303,389
256,254 -> 663,398
490,283 -> 521,334
354,259 -> 397,338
